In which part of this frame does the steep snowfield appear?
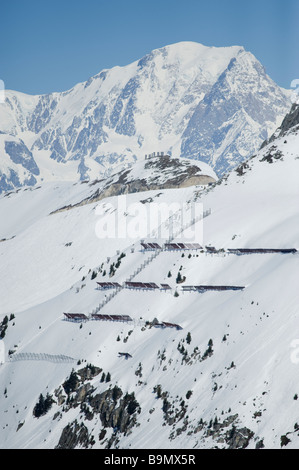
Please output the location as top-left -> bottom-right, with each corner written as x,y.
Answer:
0,41 -> 291,193
0,117 -> 298,449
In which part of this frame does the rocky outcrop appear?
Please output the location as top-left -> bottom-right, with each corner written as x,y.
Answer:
54,366 -> 141,449
224,425 -> 254,449
84,174 -> 215,204
56,420 -> 95,449
278,103 -> 299,136
192,414 -> 255,449
50,156 -> 216,214
261,103 -> 299,148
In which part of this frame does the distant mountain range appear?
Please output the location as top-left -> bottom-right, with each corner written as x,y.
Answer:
0,41 -> 291,193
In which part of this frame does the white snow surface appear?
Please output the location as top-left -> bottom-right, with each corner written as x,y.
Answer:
0,124 -> 298,449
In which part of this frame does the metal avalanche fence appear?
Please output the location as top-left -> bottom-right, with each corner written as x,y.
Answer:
171,208 -> 211,239
8,352 -> 76,363
91,208 -> 211,315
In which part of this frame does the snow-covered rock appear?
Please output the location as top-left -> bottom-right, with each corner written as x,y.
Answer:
49,154 -> 217,212
0,41 -> 291,194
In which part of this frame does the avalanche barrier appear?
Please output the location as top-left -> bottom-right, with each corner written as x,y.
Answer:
8,352 -> 76,363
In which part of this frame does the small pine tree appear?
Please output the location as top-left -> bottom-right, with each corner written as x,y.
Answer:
105,372 -> 111,382
155,384 -> 162,398
112,385 -> 122,402
63,369 -> 78,395
33,393 -> 45,418
87,363 -> 96,375
281,435 -> 291,447
126,392 -> 139,415
33,393 -> 53,418
109,264 -> 115,277
44,393 -> 54,412
186,332 -> 192,344
202,339 -> 213,360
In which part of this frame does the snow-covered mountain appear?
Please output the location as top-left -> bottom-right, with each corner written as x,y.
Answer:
49,154 -> 217,213
0,41 -> 291,194
0,102 -> 298,449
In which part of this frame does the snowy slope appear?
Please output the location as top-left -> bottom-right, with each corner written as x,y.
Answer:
0,104 -> 298,449
46,154 -> 217,212
0,41 -> 291,194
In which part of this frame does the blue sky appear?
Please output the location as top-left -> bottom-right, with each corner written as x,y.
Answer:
1,0 -> 298,94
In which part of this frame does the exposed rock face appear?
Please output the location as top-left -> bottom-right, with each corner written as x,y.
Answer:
54,367 -> 141,449
261,103 -> 299,148
88,172 -> 215,203
51,155 -> 217,214
224,425 -> 254,449
88,388 -> 140,432
275,103 -> 299,137
179,51 -> 290,176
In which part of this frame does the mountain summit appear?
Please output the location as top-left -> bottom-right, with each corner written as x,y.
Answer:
0,41 -> 291,193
